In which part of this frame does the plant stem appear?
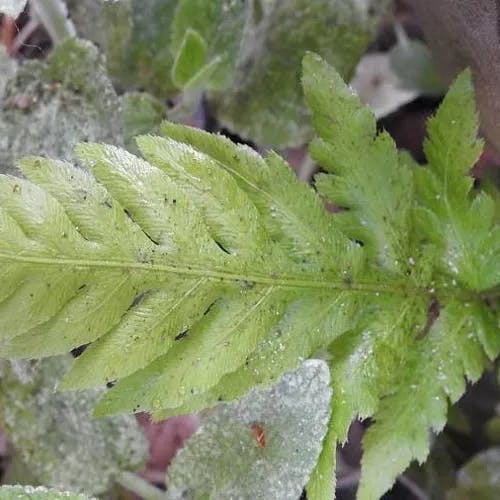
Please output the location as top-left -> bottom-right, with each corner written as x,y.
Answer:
30,0 -> 75,44
116,471 -> 165,500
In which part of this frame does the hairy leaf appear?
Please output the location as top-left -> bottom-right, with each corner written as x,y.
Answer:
0,38 -> 166,176
0,356 -> 147,494
165,360 -> 331,499
0,38 -> 121,175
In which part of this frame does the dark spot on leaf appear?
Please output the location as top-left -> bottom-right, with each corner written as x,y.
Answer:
129,291 -> 148,309
71,344 -> 88,357
175,330 -> 188,341
215,240 -> 230,254
204,301 -> 217,316
416,297 -> 441,340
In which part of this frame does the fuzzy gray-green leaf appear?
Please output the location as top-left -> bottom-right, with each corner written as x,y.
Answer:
165,360 -> 332,500
0,356 -> 147,495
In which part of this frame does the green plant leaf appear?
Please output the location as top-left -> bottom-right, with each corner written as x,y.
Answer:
0,356 -> 147,494
0,38 -> 166,176
0,485 -> 92,500
165,360 -> 331,499
170,0 -> 246,91
171,28 -> 208,88
303,52 -> 414,276
303,53 -> 500,498
414,70 -> 500,292
0,38 -> 122,175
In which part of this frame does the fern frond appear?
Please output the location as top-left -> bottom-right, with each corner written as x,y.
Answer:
0,132 -> 360,418
303,52 -> 500,499
0,52 -> 499,500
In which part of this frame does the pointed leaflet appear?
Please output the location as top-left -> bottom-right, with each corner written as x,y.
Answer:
303,52 -> 413,276
414,70 -> 500,292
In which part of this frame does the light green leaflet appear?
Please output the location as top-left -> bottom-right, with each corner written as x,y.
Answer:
0,54 -> 498,499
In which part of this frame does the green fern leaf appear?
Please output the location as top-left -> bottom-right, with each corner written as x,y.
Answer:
0,52 -> 499,500
0,128 -> 359,420
303,52 -> 500,498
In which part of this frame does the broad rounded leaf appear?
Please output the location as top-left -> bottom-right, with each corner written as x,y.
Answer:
165,360 -> 332,500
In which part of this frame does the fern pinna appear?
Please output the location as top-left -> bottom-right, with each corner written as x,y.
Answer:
0,54 -> 498,499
